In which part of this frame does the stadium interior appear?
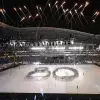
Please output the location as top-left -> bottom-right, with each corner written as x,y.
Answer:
0,22 -> 100,100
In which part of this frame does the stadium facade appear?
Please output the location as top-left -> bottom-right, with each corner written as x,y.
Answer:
0,22 -> 100,65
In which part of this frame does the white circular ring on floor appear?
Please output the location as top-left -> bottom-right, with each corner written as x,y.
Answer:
53,67 -> 79,82
26,67 -> 51,81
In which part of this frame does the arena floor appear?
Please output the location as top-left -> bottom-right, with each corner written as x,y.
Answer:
0,64 -> 100,94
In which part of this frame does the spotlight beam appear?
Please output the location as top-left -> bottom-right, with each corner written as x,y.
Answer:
43,0 -> 50,12
19,7 -> 27,18
0,9 -> 6,22
20,17 -> 25,22
55,5 -> 60,17
81,1 -> 89,12
71,5 -> 83,17
75,10 -> 84,28
39,6 -> 48,24
52,1 -> 58,9
80,12 -> 88,23
36,6 -> 42,20
55,1 -> 66,14
57,9 -> 69,21
65,3 -> 78,18
93,11 -> 98,17
34,13 -> 39,20
91,11 -> 99,20
13,7 -> 21,19
32,13 -> 39,26
69,5 -> 83,21
92,12 -> 99,23
48,3 -> 54,18
2,9 -> 15,25
23,6 -> 34,20
69,11 -> 76,23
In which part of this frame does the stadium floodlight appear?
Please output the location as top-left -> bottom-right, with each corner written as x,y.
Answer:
31,47 -> 46,50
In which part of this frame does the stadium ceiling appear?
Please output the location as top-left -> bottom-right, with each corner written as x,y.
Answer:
0,22 -> 100,44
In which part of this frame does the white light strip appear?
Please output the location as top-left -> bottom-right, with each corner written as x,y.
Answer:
69,46 -> 83,50
31,47 -> 46,50
51,46 -> 65,50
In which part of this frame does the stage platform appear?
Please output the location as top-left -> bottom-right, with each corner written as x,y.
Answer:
0,64 -> 100,94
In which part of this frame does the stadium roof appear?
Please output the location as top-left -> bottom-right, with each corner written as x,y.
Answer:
0,22 -> 100,44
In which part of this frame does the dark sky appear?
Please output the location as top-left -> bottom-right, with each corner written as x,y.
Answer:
0,0 -> 100,8
0,0 -> 100,13
0,0 -> 100,34
0,0 -> 100,20
0,0 -> 99,20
